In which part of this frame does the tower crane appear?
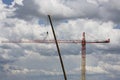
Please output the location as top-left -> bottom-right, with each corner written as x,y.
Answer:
0,15 -> 110,80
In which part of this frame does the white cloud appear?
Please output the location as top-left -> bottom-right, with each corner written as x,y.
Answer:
34,0 -> 74,17
56,19 -> 120,50
14,0 -> 24,5
0,0 -> 120,80
86,66 -> 108,74
0,1 -> 15,20
11,0 -> 120,23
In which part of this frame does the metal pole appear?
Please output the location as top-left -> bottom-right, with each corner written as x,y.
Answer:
81,32 -> 86,80
48,15 -> 67,80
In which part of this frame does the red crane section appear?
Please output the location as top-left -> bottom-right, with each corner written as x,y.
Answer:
0,39 -> 110,44
0,32 -> 110,80
81,32 -> 110,80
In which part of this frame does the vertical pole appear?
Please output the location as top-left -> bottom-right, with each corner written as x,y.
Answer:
48,15 -> 67,80
81,32 -> 86,80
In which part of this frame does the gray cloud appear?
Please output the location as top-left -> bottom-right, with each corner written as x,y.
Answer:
11,0 -> 120,23
13,1 -> 42,20
0,0 -> 120,80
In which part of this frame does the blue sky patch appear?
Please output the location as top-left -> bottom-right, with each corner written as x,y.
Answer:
39,19 -> 46,25
114,24 -> 120,29
2,0 -> 14,5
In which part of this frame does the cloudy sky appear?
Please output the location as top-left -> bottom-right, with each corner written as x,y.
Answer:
0,0 -> 120,80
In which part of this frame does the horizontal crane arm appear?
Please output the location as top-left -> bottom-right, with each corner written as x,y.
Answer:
86,39 -> 110,43
0,40 -> 82,43
0,39 -> 110,44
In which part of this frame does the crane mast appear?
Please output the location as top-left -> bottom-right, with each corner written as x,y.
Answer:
81,32 -> 110,80
81,32 -> 86,80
